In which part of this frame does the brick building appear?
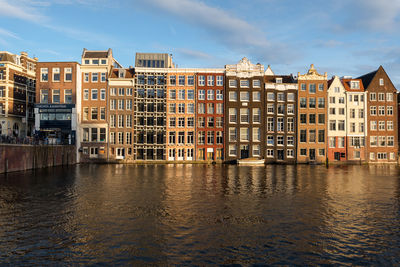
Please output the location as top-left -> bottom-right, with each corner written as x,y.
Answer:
224,58 -> 265,162
108,67 -> 135,160
35,62 -> 81,146
0,51 -> 37,138
359,66 -> 398,163
196,69 -> 225,161
297,64 -> 328,163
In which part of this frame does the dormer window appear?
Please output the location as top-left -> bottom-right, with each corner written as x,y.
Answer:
276,78 -> 282,84
118,70 -> 125,78
350,81 -> 360,89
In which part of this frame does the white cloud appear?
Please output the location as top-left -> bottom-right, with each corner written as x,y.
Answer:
176,48 -> 212,60
0,0 -> 48,23
354,0 -> 400,30
0,28 -> 21,40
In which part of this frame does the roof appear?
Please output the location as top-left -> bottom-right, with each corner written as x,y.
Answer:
264,75 -> 296,83
341,78 -> 365,92
357,68 -> 378,89
83,51 -> 109,58
109,68 -> 135,78
0,53 -> 16,63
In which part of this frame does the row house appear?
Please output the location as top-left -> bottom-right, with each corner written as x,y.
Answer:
359,66 -> 398,163
196,70 -> 225,161
342,77 -> 367,162
297,64 -> 328,163
80,48 -> 121,161
224,58 -> 265,162
133,53 -> 174,160
35,62 -> 81,147
0,51 -> 37,138
264,66 -> 297,163
327,76 -> 348,162
166,70 -> 196,161
108,67 -> 135,160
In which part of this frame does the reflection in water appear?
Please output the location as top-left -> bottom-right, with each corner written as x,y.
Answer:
0,164 -> 400,265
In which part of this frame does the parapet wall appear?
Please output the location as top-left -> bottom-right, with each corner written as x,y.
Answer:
0,145 -> 77,174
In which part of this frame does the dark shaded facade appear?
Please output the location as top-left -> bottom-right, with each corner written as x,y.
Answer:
224,58 -> 265,162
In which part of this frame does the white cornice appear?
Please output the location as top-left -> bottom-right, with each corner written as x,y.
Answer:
225,57 -> 264,78
298,64 -> 327,80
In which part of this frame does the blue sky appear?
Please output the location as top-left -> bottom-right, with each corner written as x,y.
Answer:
0,0 -> 399,87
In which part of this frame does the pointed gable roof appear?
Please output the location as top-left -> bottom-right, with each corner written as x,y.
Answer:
357,67 -> 378,90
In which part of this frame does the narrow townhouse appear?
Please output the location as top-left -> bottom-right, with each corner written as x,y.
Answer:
80,49 -> 121,161
166,70 -> 195,161
108,67 -> 135,160
327,76 -> 347,162
342,77 -> 367,163
297,64 -> 328,163
224,58 -> 265,162
358,66 -> 398,163
35,62 -> 81,147
133,53 -> 173,161
0,51 -> 37,138
264,66 -> 297,163
196,69 -> 225,161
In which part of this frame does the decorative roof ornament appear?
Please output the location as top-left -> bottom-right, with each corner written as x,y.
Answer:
298,64 -> 327,80
264,65 -> 275,76
225,57 -> 264,78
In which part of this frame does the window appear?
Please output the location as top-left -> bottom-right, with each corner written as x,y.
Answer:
64,89 -> 72,103
267,118 -> 274,131
169,117 -> 176,127
388,136 -> 394,146
253,80 -> 261,87
41,68 -> 48,82
118,99 -> 124,110
329,120 -> 337,131
188,103 -> 195,114
187,118 -> 194,127
378,93 -> 385,101
370,93 -> 376,101
188,90 -> 195,100
309,114 -> 316,124
309,84 -> 316,93
252,128 -> 260,142
359,109 -> 364,118
216,103 -> 223,114
240,128 -> 249,141
300,114 -> 307,124
64,68 -> 72,81
207,117 -> 214,127
370,136 -> 377,146
378,136 -> 386,147
178,118 -> 185,128
169,75 -> 176,85
253,108 -> 261,123
110,99 -> 116,110
229,128 -> 237,142
370,106 -> 376,115
169,103 -> 176,114
207,90 -> 214,100
350,109 -> 355,118
229,79 -> 237,88
229,91 -> 237,101
126,99 -> 132,110
387,93 -> 393,101
229,145 -> 237,156
276,78 -> 282,84
379,121 -> 385,131
216,117 -> 223,128
240,91 -> 249,102
378,153 -> 387,159
83,107 -> 88,121
188,75 -> 194,86
267,104 -> 274,114
287,118 -> 294,132
287,136 -> 294,146
387,121 -> 394,130
339,108 -> 345,115
178,103 -> 185,114
92,73 -> 98,82
118,115 -> 124,127
288,93 -> 295,101
126,115 -> 132,127
309,129 -> 316,142
169,132 -> 176,144
338,120 -> 345,131
379,78 -> 384,86
91,108 -> 98,120
267,92 -> 275,101
378,106 -> 385,116
40,89 -> 48,103
92,59 -> 99,65
387,106 -> 393,115
179,75 -> 185,86
216,90 -> 223,100
329,137 -> 336,148
198,131 -> 205,144
300,98 -> 307,108
338,97 -> 345,104
100,89 -> 106,100
207,103 -> 214,114
188,132 -> 194,144
370,121 -> 377,130
359,123 -> 364,132
91,128 -> 98,142
277,93 -> 285,102
300,130 -> 307,143
53,68 -> 60,82
198,90 -> 205,100
318,130 -> 325,143
240,80 -> 249,88
52,89 -> 60,103
266,149 -> 274,158
198,75 -> 205,86
318,114 -> 325,124
309,98 -> 316,108
277,136 -> 284,146
207,75 -> 214,86
277,118 -> 284,132
300,84 -> 306,91
178,132 -> 185,144
101,73 -> 106,82
287,149 -> 294,158
350,122 -> 356,133
217,75 -> 223,86
318,84 -> 324,91
329,97 -> 335,104
240,108 -> 249,123
198,103 -> 205,114
178,89 -> 185,100
267,135 -> 274,146
318,98 -> 325,108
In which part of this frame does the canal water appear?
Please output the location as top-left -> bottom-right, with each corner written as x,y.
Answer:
0,164 -> 399,265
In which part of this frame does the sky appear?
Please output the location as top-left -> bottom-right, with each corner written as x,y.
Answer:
0,0 -> 399,88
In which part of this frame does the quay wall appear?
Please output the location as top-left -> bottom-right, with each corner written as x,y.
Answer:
0,145 -> 77,174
